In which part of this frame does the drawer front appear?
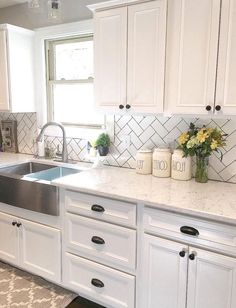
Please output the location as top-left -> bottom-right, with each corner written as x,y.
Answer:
65,190 -> 136,227
144,207 -> 236,256
64,253 -> 135,308
65,213 -> 136,271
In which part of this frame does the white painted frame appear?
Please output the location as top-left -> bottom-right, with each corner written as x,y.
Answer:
34,20 -> 114,140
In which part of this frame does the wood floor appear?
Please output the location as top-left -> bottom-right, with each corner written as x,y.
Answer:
67,296 -> 105,308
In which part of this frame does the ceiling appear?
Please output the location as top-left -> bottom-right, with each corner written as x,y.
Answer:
0,0 -> 27,9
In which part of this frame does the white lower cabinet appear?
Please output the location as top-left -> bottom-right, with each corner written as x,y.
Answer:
64,252 -> 135,308
19,218 -> 61,282
63,190 -> 137,307
0,212 -> 19,263
187,246 -> 236,308
0,211 -> 61,283
141,235 -> 188,308
141,234 -> 236,308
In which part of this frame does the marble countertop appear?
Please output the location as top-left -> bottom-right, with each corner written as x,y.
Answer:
0,153 -> 235,225
54,166 -> 236,225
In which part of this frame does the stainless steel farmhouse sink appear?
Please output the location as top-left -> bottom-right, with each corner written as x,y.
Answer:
0,162 -> 55,177
0,162 -> 81,216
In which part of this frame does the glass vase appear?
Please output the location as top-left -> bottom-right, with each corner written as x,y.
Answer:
195,156 -> 209,183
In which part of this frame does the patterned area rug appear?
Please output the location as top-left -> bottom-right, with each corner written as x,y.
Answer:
0,262 -> 77,308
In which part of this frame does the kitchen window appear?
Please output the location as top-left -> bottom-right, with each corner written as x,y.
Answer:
46,35 -> 105,128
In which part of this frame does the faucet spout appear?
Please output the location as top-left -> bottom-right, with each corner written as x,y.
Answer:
36,122 -> 68,163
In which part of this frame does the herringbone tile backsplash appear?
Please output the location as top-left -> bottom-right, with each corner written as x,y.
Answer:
0,112 -> 235,183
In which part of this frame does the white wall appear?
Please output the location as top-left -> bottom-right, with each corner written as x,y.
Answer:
0,0 -> 108,29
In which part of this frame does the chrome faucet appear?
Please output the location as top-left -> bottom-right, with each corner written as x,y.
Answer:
36,121 -> 68,163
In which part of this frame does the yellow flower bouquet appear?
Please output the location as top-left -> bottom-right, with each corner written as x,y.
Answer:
178,123 -> 227,183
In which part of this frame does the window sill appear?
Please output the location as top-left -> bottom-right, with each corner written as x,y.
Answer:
42,116 -> 114,142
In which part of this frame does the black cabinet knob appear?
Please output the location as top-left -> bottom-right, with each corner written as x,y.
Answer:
91,204 -> 105,213
126,104 -> 131,109
180,226 -> 199,236
215,105 -> 221,111
91,236 -> 105,245
16,222 -> 22,228
179,250 -> 186,258
91,278 -> 104,288
119,104 -> 124,109
189,253 -> 195,261
205,105 -> 212,111
12,221 -> 17,226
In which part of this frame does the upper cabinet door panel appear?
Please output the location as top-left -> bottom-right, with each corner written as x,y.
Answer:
216,0 -> 236,115
0,30 -> 10,111
94,7 -> 127,108
127,0 -> 167,113
165,0 -> 221,114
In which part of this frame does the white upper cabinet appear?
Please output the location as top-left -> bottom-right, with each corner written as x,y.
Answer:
91,0 -> 236,116
94,7 -> 127,110
127,1 -> 166,113
165,0 -> 221,115
165,0 -> 236,116
0,30 -> 10,111
215,0 -> 236,115
91,0 -> 167,114
0,24 -> 35,113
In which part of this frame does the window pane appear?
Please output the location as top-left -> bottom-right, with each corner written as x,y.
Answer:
55,39 -> 94,80
53,83 -> 104,126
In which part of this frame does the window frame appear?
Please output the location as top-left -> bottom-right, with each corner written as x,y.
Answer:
46,35 -> 105,129
34,20 -> 114,141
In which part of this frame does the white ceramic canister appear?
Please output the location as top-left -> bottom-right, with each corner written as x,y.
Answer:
152,148 -> 171,177
171,149 -> 192,181
136,149 -> 152,175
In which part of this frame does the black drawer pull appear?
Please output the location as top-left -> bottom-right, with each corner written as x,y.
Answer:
12,221 -> 17,226
17,222 -> 22,228
189,253 -> 196,261
91,204 -> 105,213
180,226 -> 199,236
91,236 -> 105,245
91,278 -> 104,288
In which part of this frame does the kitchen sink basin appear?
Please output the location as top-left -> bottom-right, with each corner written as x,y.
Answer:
25,166 -> 81,182
0,162 -> 55,177
0,161 -> 82,216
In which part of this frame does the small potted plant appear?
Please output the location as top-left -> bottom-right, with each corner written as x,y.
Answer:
95,133 -> 111,156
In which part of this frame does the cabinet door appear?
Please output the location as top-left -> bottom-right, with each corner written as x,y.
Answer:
94,7 -> 127,110
187,247 -> 236,308
165,0 -> 221,114
140,234 -> 188,308
215,0 -> 236,115
0,30 -> 10,111
127,0 -> 166,113
0,212 -> 18,264
19,219 -> 61,282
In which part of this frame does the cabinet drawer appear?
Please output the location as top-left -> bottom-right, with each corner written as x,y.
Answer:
65,213 -> 136,271
64,253 -> 135,308
65,190 -> 136,227
144,207 -> 236,256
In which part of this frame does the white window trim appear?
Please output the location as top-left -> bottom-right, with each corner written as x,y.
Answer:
34,20 -> 114,141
